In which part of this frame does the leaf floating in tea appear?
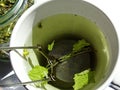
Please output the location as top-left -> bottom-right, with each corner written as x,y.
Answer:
73,69 -> 91,90
28,65 -> 48,80
73,39 -> 90,53
28,65 -> 48,87
48,40 -> 55,51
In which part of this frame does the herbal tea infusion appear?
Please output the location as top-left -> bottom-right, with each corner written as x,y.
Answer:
25,39 -> 95,90
26,14 -> 109,90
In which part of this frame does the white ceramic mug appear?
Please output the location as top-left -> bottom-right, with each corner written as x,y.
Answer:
10,0 -> 119,90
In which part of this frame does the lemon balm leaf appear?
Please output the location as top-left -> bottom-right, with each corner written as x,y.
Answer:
48,40 -> 55,51
28,65 -> 48,80
73,39 -> 90,53
73,69 -> 90,90
28,65 -> 48,87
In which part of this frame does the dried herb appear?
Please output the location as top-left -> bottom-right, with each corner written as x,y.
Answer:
27,0 -> 34,8
0,0 -> 16,16
0,0 -> 34,61
0,22 -> 15,44
0,0 -> 34,44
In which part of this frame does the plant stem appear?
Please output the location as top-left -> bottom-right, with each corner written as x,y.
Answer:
47,47 -> 92,70
38,50 -> 52,65
59,47 -> 92,62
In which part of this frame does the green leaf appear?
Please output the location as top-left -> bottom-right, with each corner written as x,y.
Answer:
48,40 -> 55,51
73,39 -> 90,53
73,69 -> 90,90
28,65 -> 48,87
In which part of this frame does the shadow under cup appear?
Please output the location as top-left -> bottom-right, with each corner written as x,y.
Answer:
10,0 -> 118,90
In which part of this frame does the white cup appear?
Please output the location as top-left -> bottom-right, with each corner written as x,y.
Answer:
10,0 -> 119,90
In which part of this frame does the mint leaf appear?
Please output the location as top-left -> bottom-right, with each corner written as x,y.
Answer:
28,65 -> 48,87
73,39 -> 90,53
48,40 -> 55,51
73,69 -> 91,90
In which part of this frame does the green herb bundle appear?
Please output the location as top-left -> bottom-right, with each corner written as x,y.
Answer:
27,39 -> 95,89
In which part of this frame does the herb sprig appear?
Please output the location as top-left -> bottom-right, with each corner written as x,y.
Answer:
27,39 -> 95,89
